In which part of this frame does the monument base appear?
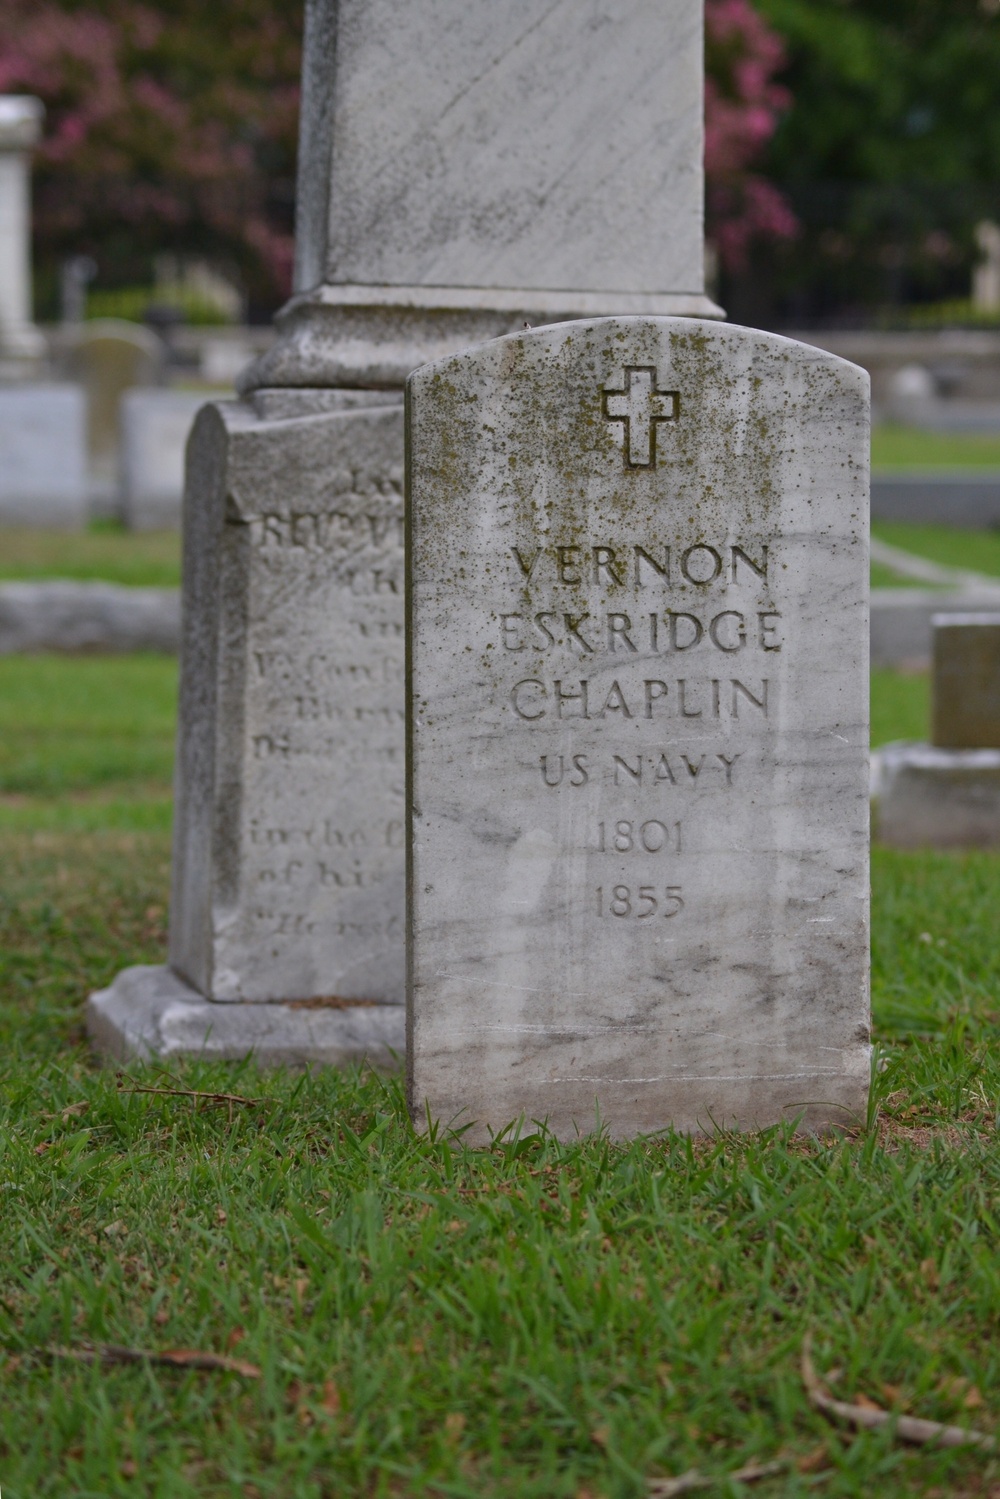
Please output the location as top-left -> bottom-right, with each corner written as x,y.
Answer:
874,742 -> 1000,847
86,965 -> 404,1069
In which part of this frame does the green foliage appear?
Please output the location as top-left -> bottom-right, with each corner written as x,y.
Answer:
85,285 -> 233,326
732,0 -> 1000,321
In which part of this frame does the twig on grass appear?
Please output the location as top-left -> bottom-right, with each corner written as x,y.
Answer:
117,1074 -> 267,1110
45,1343 -> 261,1377
801,1335 -> 996,1451
647,1460 -> 787,1496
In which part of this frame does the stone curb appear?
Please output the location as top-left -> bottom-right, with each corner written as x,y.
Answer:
0,580 -> 180,653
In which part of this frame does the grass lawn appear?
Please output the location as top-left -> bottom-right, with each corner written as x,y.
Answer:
871,424 -> 1000,470
2,657 -> 1000,1498
0,522 -> 180,589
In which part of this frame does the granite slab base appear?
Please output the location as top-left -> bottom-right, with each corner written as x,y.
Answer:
87,965 -> 405,1069
873,742 -> 1000,847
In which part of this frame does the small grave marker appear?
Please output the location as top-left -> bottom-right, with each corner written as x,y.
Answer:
407,317 -> 870,1141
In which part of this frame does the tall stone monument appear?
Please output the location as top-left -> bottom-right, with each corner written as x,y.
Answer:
0,96 -> 46,373
407,318 -> 871,1140
88,0 -> 721,1066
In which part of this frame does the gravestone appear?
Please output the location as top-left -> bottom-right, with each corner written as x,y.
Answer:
407,317 -> 871,1140
0,96 -> 45,371
876,612 -> 1000,847
0,384 -> 87,527
68,320 -> 164,517
89,0 -> 721,1066
120,389 -> 206,530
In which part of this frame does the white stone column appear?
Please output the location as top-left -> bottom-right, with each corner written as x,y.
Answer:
0,96 -> 45,363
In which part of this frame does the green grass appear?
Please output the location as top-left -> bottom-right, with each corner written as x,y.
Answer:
0,523 -> 180,588
872,424 -> 1000,470
1,656 -> 1000,1497
872,521 -> 1000,580
0,657 -> 176,834
871,667 -> 929,746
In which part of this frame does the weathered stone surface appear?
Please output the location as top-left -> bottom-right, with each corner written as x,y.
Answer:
0,580 -> 179,653
875,742 -> 1000,847
169,389 -> 406,1005
0,384 -> 87,526
407,317 -> 871,1142
120,389 -> 207,530
932,613 -> 1000,749
244,0 -> 720,393
87,965 -> 404,1068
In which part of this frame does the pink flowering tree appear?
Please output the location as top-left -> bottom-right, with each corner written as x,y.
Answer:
0,0 -> 301,309
705,0 -> 796,272
0,0 -> 793,310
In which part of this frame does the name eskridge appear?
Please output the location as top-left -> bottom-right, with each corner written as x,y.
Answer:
500,535 -> 777,721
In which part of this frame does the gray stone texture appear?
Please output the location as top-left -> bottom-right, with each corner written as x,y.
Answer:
932,613 -> 1000,749
169,389 -> 406,1006
406,316 -> 871,1142
0,580 -> 178,653
244,0 -> 720,393
0,384 -> 87,526
87,965 -> 404,1068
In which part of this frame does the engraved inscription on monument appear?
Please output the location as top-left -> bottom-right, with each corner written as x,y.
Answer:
407,318 -> 870,1141
169,400 -> 406,1004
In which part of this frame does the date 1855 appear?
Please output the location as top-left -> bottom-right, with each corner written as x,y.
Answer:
595,885 -> 684,918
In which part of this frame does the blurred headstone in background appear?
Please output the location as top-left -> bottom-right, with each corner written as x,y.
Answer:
0,384 -> 87,526
120,389 -> 206,530
973,222 -> 1000,315
0,95 -> 45,377
875,612 -> 1000,847
67,319 -> 165,518
60,255 -> 97,327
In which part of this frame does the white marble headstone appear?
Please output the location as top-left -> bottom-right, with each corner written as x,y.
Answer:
170,394 -> 405,1004
406,317 -> 870,1141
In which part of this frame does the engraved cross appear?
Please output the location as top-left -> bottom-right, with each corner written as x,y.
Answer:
602,367 -> 679,468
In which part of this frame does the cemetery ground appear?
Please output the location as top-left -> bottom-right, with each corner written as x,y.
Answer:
2,535 -> 1000,1497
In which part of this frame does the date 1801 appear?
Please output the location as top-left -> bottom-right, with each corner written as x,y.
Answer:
595,885 -> 684,918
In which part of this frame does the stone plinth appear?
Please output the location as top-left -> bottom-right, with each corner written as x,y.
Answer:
875,742 -> 1000,848
406,317 -> 871,1142
87,966 -> 404,1068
